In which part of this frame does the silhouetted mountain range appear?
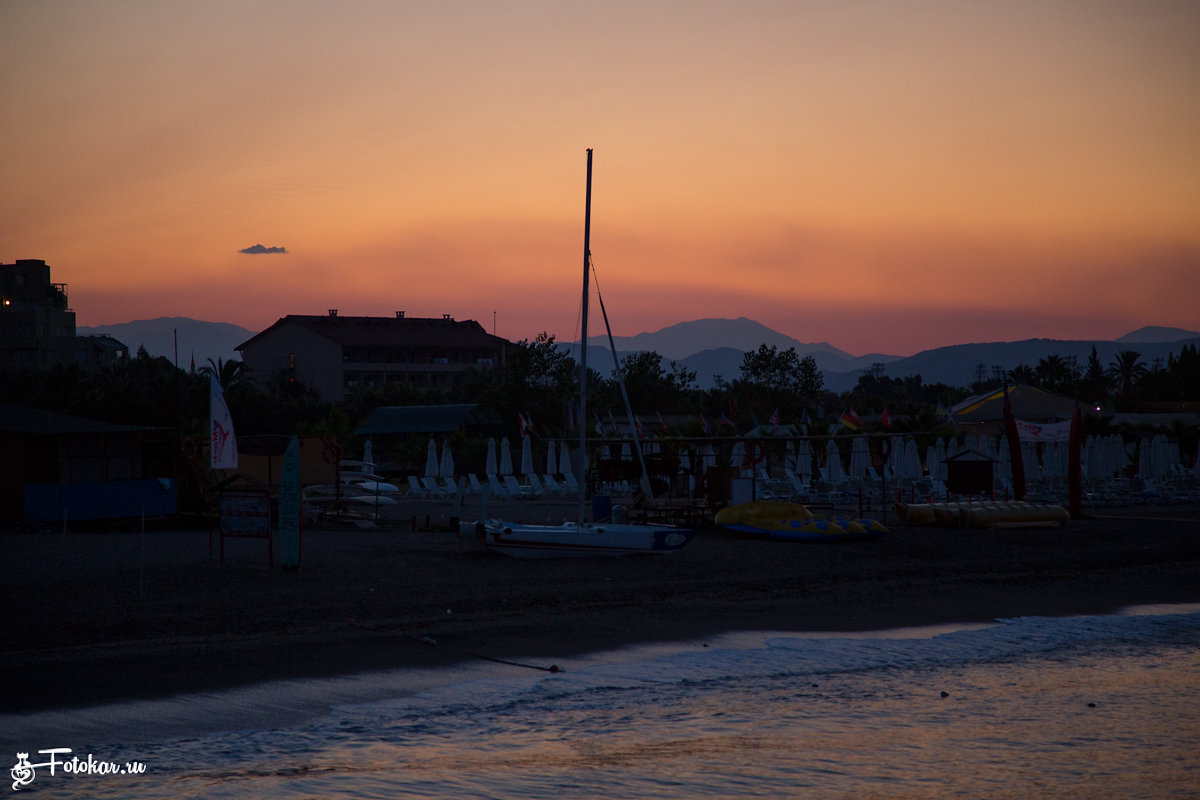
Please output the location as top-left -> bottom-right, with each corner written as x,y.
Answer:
78,317 -> 255,370
575,319 -> 1200,392
82,316 -> 1199,393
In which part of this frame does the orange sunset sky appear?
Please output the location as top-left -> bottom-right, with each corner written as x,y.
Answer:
3,0 -> 1199,356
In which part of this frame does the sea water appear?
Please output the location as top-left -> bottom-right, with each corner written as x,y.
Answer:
5,607 -> 1198,799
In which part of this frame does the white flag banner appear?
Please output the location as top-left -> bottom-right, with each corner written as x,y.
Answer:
210,375 -> 238,469
1014,418 -> 1072,442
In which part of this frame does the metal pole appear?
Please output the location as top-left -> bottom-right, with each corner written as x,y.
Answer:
578,148 -> 592,525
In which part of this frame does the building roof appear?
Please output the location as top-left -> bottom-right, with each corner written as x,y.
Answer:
237,314 -> 508,351
0,403 -> 162,435
357,404 -> 505,435
950,383 -> 1078,423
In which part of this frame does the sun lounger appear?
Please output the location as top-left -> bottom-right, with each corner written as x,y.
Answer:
504,475 -> 534,497
407,475 -> 428,497
487,474 -> 510,497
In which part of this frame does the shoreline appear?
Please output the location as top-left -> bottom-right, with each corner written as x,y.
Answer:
3,505 -> 1199,719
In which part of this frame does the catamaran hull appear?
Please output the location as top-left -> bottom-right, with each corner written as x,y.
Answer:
482,520 -> 695,558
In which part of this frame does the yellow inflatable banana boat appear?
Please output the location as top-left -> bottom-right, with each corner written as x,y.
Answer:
715,501 -> 887,542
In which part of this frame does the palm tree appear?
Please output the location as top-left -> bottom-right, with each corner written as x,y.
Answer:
1106,350 -> 1147,396
1035,354 -> 1075,394
1008,364 -> 1036,385
199,357 -> 246,390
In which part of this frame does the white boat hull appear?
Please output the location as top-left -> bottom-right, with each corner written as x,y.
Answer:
480,520 -> 694,558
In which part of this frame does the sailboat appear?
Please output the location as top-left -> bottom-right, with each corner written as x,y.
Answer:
481,150 -> 696,558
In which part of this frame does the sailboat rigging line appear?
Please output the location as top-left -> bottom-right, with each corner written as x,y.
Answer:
590,256 -> 654,499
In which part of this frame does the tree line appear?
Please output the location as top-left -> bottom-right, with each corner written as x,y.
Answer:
3,341 -> 1196,455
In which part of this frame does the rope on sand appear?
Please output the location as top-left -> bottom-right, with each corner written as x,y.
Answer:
348,619 -> 561,672
468,653 -> 561,673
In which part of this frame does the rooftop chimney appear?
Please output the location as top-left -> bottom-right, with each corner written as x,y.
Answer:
328,309 -> 338,317
395,311 -> 405,318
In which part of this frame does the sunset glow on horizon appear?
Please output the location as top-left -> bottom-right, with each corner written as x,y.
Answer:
3,0 -> 1198,356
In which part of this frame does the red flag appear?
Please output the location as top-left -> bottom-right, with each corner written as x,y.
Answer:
879,409 -> 892,429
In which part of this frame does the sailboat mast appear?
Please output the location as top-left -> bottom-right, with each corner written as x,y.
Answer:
578,148 -> 593,524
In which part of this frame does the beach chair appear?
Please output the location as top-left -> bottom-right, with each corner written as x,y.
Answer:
504,475 -> 534,497
467,474 -> 485,495
525,474 -> 548,496
786,471 -> 812,502
487,474 -> 510,497
440,476 -> 459,497
542,474 -> 567,495
420,477 -> 447,497
406,475 -> 428,497
562,471 -> 581,494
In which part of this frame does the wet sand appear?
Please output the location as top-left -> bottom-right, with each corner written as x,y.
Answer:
2,504 -> 1198,715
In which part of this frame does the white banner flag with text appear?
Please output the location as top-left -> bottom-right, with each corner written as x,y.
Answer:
1014,418 -> 1072,442
210,375 -> 238,469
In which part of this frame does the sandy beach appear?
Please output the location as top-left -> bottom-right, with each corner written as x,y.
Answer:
2,502 -> 1198,716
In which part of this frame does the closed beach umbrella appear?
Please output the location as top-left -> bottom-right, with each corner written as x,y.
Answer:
796,439 -> 813,480
500,437 -> 513,475
362,439 -> 375,471
898,437 -> 919,480
928,438 -> 947,481
521,434 -> 533,476
486,437 -> 498,475
1021,439 -> 1038,481
730,440 -> 746,475
996,435 -> 1010,479
546,441 -> 558,476
440,440 -> 455,478
824,439 -> 844,485
424,438 -> 439,478
848,436 -> 869,479
1137,437 -> 1153,480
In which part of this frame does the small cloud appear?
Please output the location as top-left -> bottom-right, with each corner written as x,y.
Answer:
240,244 -> 288,255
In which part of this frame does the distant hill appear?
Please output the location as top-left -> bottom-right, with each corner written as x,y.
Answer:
78,317 -> 256,369
576,319 -> 1200,392
79,316 -> 1200,394
1116,325 -> 1200,343
823,336 -> 1200,393
576,317 -> 902,389
589,317 -> 860,362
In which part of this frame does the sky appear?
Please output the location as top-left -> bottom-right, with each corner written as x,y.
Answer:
3,0 -> 1199,357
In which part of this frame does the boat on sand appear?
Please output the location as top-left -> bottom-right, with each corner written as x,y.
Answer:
715,501 -> 887,542
472,150 -> 694,558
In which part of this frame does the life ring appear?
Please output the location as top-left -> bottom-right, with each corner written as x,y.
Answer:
321,436 -> 343,465
180,436 -> 197,461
